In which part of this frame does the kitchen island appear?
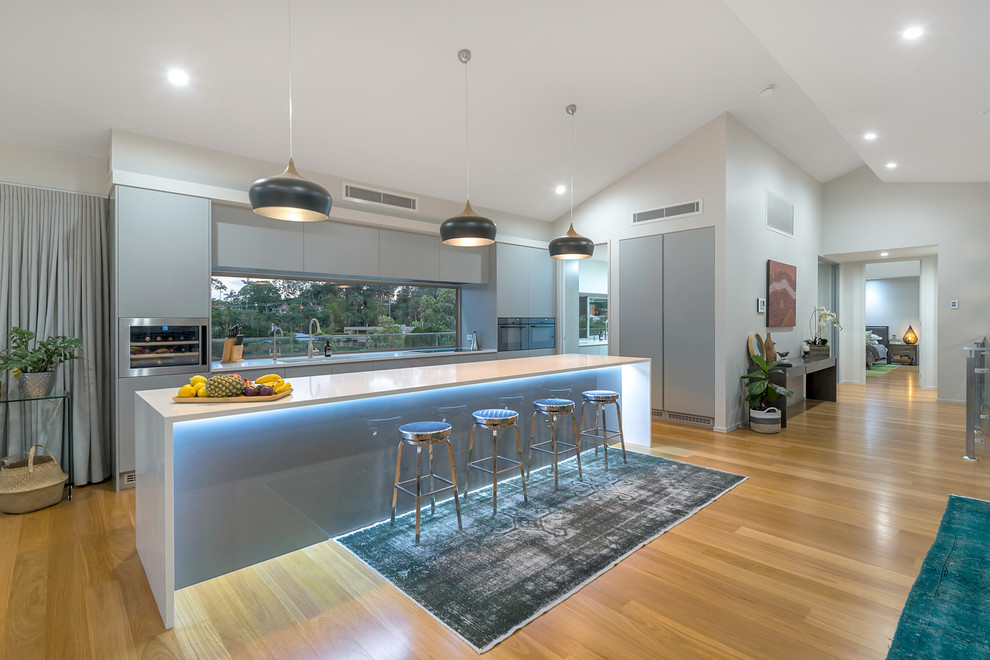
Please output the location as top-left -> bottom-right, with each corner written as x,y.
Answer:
135,354 -> 650,628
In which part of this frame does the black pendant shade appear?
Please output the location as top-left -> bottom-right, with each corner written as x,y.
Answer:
549,223 -> 594,260
250,158 -> 333,222
440,201 -> 497,247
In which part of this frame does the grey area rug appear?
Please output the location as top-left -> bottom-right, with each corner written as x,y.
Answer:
336,449 -> 746,653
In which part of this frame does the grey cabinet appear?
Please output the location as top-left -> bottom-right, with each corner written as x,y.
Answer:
440,244 -> 490,284
304,222 -> 380,278
662,228 -> 715,419
496,243 -> 555,318
380,229 -> 439,281
618,234 -> 663,413
212,203 -> 305,273
115,186 -> 211,318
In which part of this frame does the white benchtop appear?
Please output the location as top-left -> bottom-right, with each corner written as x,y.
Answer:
138,354 -> 648,422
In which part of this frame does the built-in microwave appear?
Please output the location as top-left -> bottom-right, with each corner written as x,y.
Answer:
118,317 -> 209,377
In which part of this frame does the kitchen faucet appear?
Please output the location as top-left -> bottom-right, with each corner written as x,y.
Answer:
270,326 -> 284,360
307,318 -> 322,357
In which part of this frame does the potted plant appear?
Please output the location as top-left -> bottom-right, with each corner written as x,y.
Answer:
0,327 -> 83,397
806,306 -> 842,359
741,354 -> 793,433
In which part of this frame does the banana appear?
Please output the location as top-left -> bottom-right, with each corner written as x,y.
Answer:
275,381 -> 292,394
256,374 -> 282,384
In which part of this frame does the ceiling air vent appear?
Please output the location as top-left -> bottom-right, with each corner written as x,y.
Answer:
766,190 -> 794,237
633,199 -> 702,225
344,184 -> 418,211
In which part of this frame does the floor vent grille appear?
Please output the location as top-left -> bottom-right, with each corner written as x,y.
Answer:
344,184 -> 417,211
121,471 -> 136,487
633,200 -> 701,225
651,408 -> 664,418
665,411 -> 715,428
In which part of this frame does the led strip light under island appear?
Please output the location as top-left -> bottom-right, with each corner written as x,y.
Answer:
134,353 -> 650,628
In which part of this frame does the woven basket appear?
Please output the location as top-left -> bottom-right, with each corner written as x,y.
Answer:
0,444 -> 68,514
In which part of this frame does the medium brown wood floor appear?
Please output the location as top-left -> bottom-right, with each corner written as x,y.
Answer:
2,366 -> 987,659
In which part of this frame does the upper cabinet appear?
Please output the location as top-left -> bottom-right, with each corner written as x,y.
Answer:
439,244 -> 490,285
213,204 -> 304,273
379,229 -> 439,281
303,222 -> 380,278
495,243 -> 555,318
115,186 -> 211,318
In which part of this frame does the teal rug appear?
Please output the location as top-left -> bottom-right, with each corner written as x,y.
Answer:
867,363 -> 901,376
336,449 -> 745,653
888,495 -> 990,658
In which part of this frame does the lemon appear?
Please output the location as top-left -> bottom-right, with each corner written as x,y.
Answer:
193,381 -> 206,392
190,375 -> 207,386
196,386 -> 210,397
177,384 -> 197,397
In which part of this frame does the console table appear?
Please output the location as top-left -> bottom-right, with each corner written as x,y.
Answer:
768,356 -> 837,428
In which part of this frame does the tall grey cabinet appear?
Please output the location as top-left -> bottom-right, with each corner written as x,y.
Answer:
618,227 -> 715,426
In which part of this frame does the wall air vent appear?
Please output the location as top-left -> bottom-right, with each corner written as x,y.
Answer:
766,190 -> 794,236
344,184 -> 418,211
664,411 -> 715,428
121,470 -> 137,487
633,200 -> 702,225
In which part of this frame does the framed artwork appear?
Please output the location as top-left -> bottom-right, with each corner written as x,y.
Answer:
766,260 -> 796,327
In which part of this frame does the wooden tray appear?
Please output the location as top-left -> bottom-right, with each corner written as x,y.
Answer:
172,388 -> 293,404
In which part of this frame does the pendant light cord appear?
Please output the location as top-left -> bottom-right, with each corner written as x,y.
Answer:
570,109 -> 575,223
287,0 -> 294,160
464,57 -> 471,202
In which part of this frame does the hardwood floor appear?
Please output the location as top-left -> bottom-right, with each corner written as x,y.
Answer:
2,366 -> 986,659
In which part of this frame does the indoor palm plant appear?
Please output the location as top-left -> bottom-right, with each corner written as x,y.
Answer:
741,354 -> 793,433
0,327 -> 83,397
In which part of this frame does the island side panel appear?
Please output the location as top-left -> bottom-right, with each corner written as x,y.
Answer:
135,394 -> 174,629
621,360 -> 652,447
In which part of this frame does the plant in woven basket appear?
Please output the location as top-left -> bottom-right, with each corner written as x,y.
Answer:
0,327 -> 83,376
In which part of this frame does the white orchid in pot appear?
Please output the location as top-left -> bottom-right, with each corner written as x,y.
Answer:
0,327 -> 83,397
805,307 -> 842,358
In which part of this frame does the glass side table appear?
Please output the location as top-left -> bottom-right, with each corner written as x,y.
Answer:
0,389 -> 73,500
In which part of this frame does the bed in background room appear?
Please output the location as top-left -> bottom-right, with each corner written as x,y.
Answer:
866,325 -> 891,368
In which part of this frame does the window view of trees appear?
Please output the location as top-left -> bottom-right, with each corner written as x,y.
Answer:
211,275 -> 458,358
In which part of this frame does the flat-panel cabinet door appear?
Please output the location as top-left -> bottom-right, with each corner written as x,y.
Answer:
304,222 -> 380,278
662,227 -> 715,419
212,203 -> 305,273
116,187 -> 211,318
528,249 -> 554,317
379,229 -> 440,281
440,244 -> 490,284
496,243 -> 530,317
618,234 -> 663,413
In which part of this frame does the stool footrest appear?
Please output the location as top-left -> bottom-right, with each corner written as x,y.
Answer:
530,439 -> 580,456
580,428 -> 622,441
395,474 -> 456,500
467,455 -> 522,476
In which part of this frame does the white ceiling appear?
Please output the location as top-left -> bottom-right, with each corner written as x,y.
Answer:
1,1 -> 986,222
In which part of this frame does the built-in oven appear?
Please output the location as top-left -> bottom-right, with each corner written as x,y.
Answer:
498,317 -> 526,352
118,317 -> 209,377
498,317 -> 555,352
526,317 -> 556,350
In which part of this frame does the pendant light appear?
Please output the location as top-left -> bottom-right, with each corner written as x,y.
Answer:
249,1 -> 332,222
549,104 -> 594,260
440,49 -> 497,247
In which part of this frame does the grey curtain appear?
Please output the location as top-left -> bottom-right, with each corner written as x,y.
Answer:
1,183 -> 111,484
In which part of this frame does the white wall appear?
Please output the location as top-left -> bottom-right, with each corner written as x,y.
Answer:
724,115 -> 825,428
866,277 -> 920,341
865,260 -> 920,279
578,258 -> 608,295
109,130 -> 552,243
824,166 -> 989,402
0,140 -> 108,195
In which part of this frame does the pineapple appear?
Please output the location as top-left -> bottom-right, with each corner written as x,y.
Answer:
205,374 -> 243,398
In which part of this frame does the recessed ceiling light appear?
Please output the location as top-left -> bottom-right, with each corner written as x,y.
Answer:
902,26 -> 924,40
864,132 -> 877,141
167,68 -> 190,87
758,85 -> 775,99
555,184 -> 567,195
880,252 -> 889,257
886,162 -> 898,169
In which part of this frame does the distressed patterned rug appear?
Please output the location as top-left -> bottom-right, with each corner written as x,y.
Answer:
336,449 -> 746,653
887,495 -> 990,659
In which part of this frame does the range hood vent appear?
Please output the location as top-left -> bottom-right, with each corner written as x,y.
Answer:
344,184 -> 418,211
633,199 -> 701,225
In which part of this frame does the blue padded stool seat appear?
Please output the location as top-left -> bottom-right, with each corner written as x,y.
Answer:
472,408 -> 519,427
582,390 -> 620,403
391,420 -> 461,543
533,398 -> 575,413
399,421 -> 452,443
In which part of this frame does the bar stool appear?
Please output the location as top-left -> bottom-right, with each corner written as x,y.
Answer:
528,398 -> 582,489
391,421 -> 462,543
466,409 -> 527,515
579,390 -> 627,469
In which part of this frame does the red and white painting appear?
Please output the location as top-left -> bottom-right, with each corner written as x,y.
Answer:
766,260 -> 796,327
